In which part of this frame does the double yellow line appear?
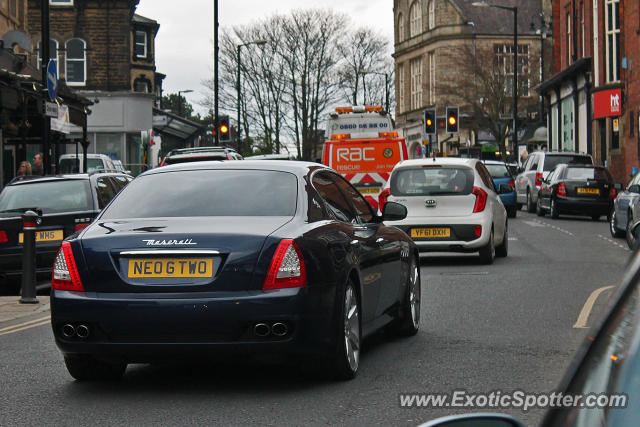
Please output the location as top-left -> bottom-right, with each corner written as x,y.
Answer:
0,316 -> 50,336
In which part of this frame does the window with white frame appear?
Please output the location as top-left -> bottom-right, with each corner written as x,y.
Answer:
410,57 -> 423,110
428,0 -> 435,30
50,0 -> 74,5
37,39 -> 59,70
398,63 -> 405,114
65,38 -> 86,86
135,30 -> 147,58
494,44 -> 530,97
567,13 -> 571,65
398,13 -> 405,43
409,1 -> 422,38
606,0 -> 620,82
429,51 -> 435,105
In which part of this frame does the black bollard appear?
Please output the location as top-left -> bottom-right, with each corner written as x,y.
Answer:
20,210 -> 39,304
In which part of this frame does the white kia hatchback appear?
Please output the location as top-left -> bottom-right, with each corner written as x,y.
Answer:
379,158 -> 510,264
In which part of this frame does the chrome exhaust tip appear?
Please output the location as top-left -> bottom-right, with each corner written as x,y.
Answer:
254,323 -> 271,337
61,324 -> 76,338
271,322 -> 288,337
76,324 -> 90,339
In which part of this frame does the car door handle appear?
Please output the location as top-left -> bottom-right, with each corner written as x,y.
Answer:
350,240 -> 360,247
376,237 -> 386,245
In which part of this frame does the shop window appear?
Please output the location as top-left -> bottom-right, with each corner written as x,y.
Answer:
612,118 -> 619,149
65,38 -> 86,86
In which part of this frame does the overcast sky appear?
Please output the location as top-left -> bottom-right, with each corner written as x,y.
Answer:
136,0 -> 394,114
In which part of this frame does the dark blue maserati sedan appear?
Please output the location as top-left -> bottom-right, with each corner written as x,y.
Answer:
51,161 -> 421,381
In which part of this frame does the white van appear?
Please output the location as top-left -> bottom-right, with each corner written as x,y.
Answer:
59,154 -> 116,174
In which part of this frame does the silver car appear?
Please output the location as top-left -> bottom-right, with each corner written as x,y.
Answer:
379,158 -> 510,264
610,172 -> 640,239
515,151 -> 593,212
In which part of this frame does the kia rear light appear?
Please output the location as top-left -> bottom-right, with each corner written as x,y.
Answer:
472,187 -> 488,213
0,231 -> 7,243
535,173 -> 543,187
379,188 -> 391,213
74,223 -> 90,232
262,239 -> 307,290
609,188 -> 617,199
508,179 -> 515,188
474,225 -> 482,238
52,242 -> 84,291
557,183 -> 567,197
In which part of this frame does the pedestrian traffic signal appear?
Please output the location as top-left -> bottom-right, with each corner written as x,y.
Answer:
446,106 -> 459,133
424,108 -> 436,135
218,115 -> 230,141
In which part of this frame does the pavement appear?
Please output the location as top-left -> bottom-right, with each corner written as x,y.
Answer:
0,295 -> 50,323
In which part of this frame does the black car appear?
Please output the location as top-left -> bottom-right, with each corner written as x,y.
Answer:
536,164 -> 616,220
0,172 -> 132,290
50,161 -> 420,381
159,146 -> 243,166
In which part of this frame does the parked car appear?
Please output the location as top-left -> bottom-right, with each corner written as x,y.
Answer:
378,158 -> 510,264
482,160 -> 517,218
112,160 -> 131,174
609,172 -> 640,239
421,248 -> 640,427
50,161 -> 420,381
0,172 -> 132,290
58,154 -> 117,174
516,151 -> 593,212
244,153 -> 296,160
159,147 -> 242,166
536,164 -> 616,220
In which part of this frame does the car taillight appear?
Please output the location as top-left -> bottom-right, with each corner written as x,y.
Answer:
474,225 -> 482,238
557,183 -> 567,197
74,223 -> 90,232
52,242 -> 84,291
262,239 -> 307,290
379,188 -> 391,213
0,231 -> 7,243
508,179 -> 515,188
472,187 -> 488,213
609,188 -> 617,199
535,173 -> 543,187
159,158 -> 166,167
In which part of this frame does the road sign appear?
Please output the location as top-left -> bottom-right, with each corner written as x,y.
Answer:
44,101 -> 58,118
47,60 -> 57,101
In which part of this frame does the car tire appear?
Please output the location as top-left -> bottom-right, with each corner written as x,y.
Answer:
526,189 -> 535,213
626,215 -> 636,250
393,256 -> 421,337
550,198 -> 560,219
64,355 -> 126,381
516,203 -> 523,211
478,229 -> 495,264
610,208 -> 624,238
496,224 -> 508,258
507,206 -> 517,218
328,279 -> 360,380
536,197 -> 545,216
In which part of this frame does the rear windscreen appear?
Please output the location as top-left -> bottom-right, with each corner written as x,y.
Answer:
0,180 -> 92,214
564,167 -> 612,181
390,167 -> 474,196
59,158 -> 107,173
484,164 -> 511,178
101,170 -> 298,218
544,155 -> 592,171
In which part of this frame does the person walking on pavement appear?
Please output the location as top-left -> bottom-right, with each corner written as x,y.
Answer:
32,152 -> 44,176
17,161 -> 32,177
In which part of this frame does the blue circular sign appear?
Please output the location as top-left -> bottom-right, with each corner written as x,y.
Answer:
47,60 -> 58,101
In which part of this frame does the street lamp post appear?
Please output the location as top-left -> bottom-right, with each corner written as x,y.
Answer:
367,71 -> 390,113
177,89 -> 193,117
472,2 -> 518,158
236,40 -> 267,155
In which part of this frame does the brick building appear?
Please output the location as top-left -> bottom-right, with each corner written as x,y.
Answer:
393,0 -> 553,159
27,0 -> 163,170
538,0 -> 639,183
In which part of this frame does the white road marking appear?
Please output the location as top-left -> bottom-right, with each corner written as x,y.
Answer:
523,219 -> 575,236
0,316 -> 50,336
522,220 -> 546,227
596,234 -> 628,250
508,237 -> 518,241
573,286 -> 615,328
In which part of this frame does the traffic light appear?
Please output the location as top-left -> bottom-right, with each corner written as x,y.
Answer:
218,115 -> 230,141
446,106 -> 459,133
424,108 -> 436,135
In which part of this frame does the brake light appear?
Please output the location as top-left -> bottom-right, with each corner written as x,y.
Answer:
508,179 -> 515,188
74,223 -> 89,232
379,188 -> 391,213
474,225 -> 482,238
535,173 -> 543,187
227,153 -> 232,160
52,242 -> 84,291
331,134 -> 351,140
472,187 -> 488,213
609,188 -> 617,199
0,231 -> 7,243
557,183 -> 567,197
262,240 -> 307,290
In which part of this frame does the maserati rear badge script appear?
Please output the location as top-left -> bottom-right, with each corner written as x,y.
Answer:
143,239 -> 197,246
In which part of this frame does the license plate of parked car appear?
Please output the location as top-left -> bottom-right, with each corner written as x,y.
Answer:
410,227 -> 451,238
19,229 -> 63,244
577,187 -> 599,195
127,258 -> 213,278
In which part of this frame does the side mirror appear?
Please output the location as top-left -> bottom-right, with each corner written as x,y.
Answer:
419,414 -> 526,427
498,183 -> 514,194
614,183 -> 622,191
630,184 -> 640,194
382,201 -> 407,222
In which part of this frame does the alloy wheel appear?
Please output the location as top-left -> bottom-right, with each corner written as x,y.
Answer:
408,261 -> 420,330
343,286 -> 360,373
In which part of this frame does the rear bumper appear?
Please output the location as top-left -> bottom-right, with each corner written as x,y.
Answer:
499,192 -> 517,207
556,197 -> 612,215
0,246 -> 59,280
51,285 -> 338,362
390,215 -> 492,252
